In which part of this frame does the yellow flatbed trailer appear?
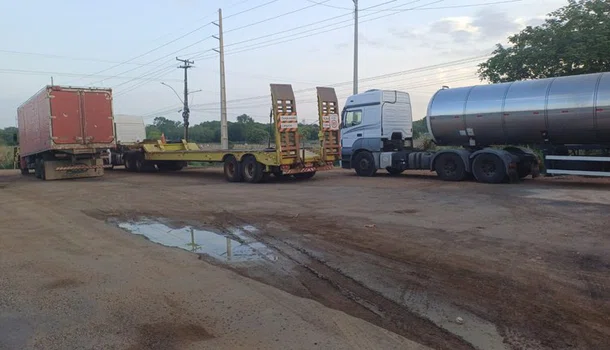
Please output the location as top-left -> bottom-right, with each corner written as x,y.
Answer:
121,84 -> 341,183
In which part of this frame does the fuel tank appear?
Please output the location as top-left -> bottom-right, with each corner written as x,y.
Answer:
426,72 -> 610,146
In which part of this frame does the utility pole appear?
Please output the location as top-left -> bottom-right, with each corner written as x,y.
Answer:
213,9 -> 229,150
353,0 -> 359,95
176,57 -> 194,141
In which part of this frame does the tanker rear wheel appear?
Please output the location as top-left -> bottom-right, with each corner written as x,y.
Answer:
434,153 -> 466,181
472,153 -> 507,184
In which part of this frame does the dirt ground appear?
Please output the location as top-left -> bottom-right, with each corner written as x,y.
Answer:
0,167 -> 609,350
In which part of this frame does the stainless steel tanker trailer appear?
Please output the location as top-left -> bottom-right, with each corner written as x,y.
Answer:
340,72 -> 610,183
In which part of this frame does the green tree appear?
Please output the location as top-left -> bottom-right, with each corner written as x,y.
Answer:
152,117 -> 183,140
478,0 -> 610,83
298,124 -> 319,141
412,118 -> 428,139
236,114 -> 254,124
245,128 -> 269,143
145,125 -> 162,140
0,127 -> 18,145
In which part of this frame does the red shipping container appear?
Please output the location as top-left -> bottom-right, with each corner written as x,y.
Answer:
17,85 -> 116,180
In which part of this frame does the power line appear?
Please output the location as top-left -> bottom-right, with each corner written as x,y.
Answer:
116,0 -> 513,99
107,0 -> 410,97
144,55 -> 487,117
86,36 -> 213,86
220,0 -> 403,50
224,0 -> 333,34
307,0 -> 521,11
109,0 -> 419,96
74,24 -> 213,85
187,55 -> 489,108
192,0 -> 440,60
225,0 -> 281,20
113,50 -> 212,97
199,0 -> 521,59
0,67 -> 182,82
73,0 -> 281,87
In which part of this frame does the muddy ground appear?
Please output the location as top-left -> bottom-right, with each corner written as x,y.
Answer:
0,168 -> 609,349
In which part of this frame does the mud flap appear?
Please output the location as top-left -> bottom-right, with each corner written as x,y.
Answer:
43,158 -> 104,180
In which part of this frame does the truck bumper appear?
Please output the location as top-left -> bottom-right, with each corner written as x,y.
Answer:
43,159 -> 104,180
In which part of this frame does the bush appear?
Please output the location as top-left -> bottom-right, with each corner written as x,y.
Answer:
0,146 -> 15,169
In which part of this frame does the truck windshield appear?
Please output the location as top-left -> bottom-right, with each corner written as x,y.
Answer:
343,110 -> 362,128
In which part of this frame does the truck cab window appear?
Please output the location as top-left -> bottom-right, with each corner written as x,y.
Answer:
344,110 -> 362,128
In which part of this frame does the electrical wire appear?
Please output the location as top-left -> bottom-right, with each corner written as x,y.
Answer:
224,0 -> 333,34
115,0 -> 514,101
74,0 -> 282,86
225,0 -> 281,20
197,0 -> 520,60
306,0 -> 520,11
0,67 -> 182,83
185,55 -> 488,109
102,0 -> 422,96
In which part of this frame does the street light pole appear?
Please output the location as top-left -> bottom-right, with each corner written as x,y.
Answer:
160,82 -> 184,104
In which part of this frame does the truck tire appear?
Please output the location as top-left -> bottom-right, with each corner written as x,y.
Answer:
353,151 -> 377,177
168,162 -> 184,171
434,153 -> 467,181
224,156 -> 242,182
20,167 -> 29,175
34,158 -> 41,179
241,156 -> 264,183
124,154 -> 136,172
472,153 -> 507,184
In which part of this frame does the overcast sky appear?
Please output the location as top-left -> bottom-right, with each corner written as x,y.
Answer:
0,0 -> 567,127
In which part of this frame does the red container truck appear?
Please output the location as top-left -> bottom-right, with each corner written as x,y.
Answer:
17,85 -> 116,180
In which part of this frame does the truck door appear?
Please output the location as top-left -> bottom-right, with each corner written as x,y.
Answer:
341,108 -> 363,157
82,90 -> 114,144
49,89 -> 84,144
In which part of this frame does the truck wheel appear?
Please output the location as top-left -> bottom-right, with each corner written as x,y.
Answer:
224,156 -> 243,182
20,167 -> 29,175
124,155 -> 136,172
517,162 -> 532,179
34,158 -> 41,179
434,153 -> 466,181
241,156 -> 264,183
40,161 -> 46,180
168,162 -> 184,171
472,153 -> 507,184
353,152 -> 377,177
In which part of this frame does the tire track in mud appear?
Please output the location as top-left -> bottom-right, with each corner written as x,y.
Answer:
227,228 -> 476,350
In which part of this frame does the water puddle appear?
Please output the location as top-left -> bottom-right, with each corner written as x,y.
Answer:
401,289 -> 509,350
112,218 -> 277,263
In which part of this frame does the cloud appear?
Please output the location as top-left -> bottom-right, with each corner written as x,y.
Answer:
392,8 -> 539,50
358,32 -> 403,50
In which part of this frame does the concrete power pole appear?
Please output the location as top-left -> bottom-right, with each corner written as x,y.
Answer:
213,9 -> 229,150
176,57 -> 194,141
353,0 -> 359,95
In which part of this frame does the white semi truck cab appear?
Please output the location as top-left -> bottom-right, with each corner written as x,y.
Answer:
340,88 -> 540,183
